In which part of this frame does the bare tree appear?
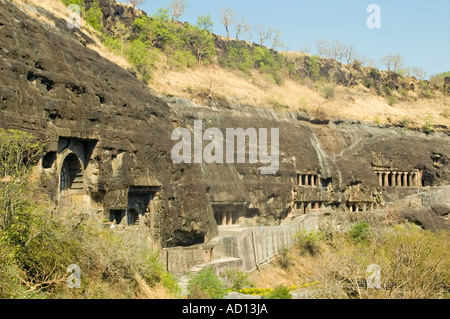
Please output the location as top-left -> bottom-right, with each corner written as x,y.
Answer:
235,17 -> 251,41
269,28 -> 285,51
330,39 -> 342,61
300,45 -> 312,54
126,0 -> 145,8
255,24 -> 270,46
343,44 -> 356,64
169,0 -> 188,22
315,38 -> 331,58
382,53 -> 404,72
412,67 -> 427,80
220,7 -> 235,38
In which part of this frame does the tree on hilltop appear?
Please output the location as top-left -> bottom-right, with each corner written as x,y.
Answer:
126,0 -> 145,8
221,7 -> 235,38
169,0 -> 188,22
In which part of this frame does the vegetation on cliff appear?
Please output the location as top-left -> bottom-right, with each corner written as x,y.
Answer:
0,129 -> 179,298
53,0 -> 450,132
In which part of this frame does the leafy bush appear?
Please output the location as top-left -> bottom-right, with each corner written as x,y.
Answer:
187,267 -> 226,299
223,268 -> 253,290
363,77 -> 375,89
374,116 -> 382,126
348,221 -> 371,243
169,51 -> 197,69
307,55 -> 321,81
84,0 -> 103,32
264,285 -> 292,299
61,0 -> 85,7
423,115 -> 435,134
320,85 -> 336,99
386,94 -> 398,106
295,229 -> 326,256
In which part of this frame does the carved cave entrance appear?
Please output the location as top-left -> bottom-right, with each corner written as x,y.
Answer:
60,153 -> 84,196
126,186 -> 158,227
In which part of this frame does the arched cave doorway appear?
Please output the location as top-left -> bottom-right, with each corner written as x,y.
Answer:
60,153 -> 84,195
127,208 -> 140,226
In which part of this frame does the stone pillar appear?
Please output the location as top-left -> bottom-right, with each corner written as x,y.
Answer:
298,174 -> 302,186
314,202 -> 319,210
222,212 -> 227,226
391,172 -> 397,187
304,175 -> 308,186
227,211 -> 233,226
362,203 -> 367,211
408,173 -> 412,187
403,172 -> 408,187
378,173 -> 382,186
317,175 -> 321,187
398,172 -> 402,187
311,175 -> 315,187
348,204 -> 353,213
384,172 -> 389,187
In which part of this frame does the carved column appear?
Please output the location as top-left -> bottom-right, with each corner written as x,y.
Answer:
311,175 -> 315,187
403,172 -> 408,187
391,172 -> 397,187
222,212 -> 227,226
397,172 -> 402,187
378,173 -> 383,186
384,172 -> 389,187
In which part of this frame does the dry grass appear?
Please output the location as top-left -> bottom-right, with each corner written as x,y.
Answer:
12,0 -> 132,70
151,65 -> 450,128
249,247 -> 319,289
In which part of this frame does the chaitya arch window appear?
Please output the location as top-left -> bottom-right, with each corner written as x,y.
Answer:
59,153 -> 84,195
60,163 -> 70,193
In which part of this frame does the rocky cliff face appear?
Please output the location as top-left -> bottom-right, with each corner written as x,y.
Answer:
0,0 -> 217,246
0,0 -> 448,251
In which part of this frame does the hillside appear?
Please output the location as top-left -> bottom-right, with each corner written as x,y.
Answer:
19,0 -> 450,132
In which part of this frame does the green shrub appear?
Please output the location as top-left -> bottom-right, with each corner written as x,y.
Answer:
423,115 -> 435,134
387,94 -> 398,106
224,268 -> 253,291
349,221 -> 371,243
187,267 -> 226,299
61,0 -> 85,7
264,285 -> 292,299
84,0 -> 103,32
169,51 -> 197,69
400,116 -> 410,128
320,85 -> 336,99
374,116 -> 382,126
363,77 -> 375,89
295,229 -> 326,256
307,55 -> 321,81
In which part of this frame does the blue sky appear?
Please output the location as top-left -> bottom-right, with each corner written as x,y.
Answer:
118,0 -> 450,78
